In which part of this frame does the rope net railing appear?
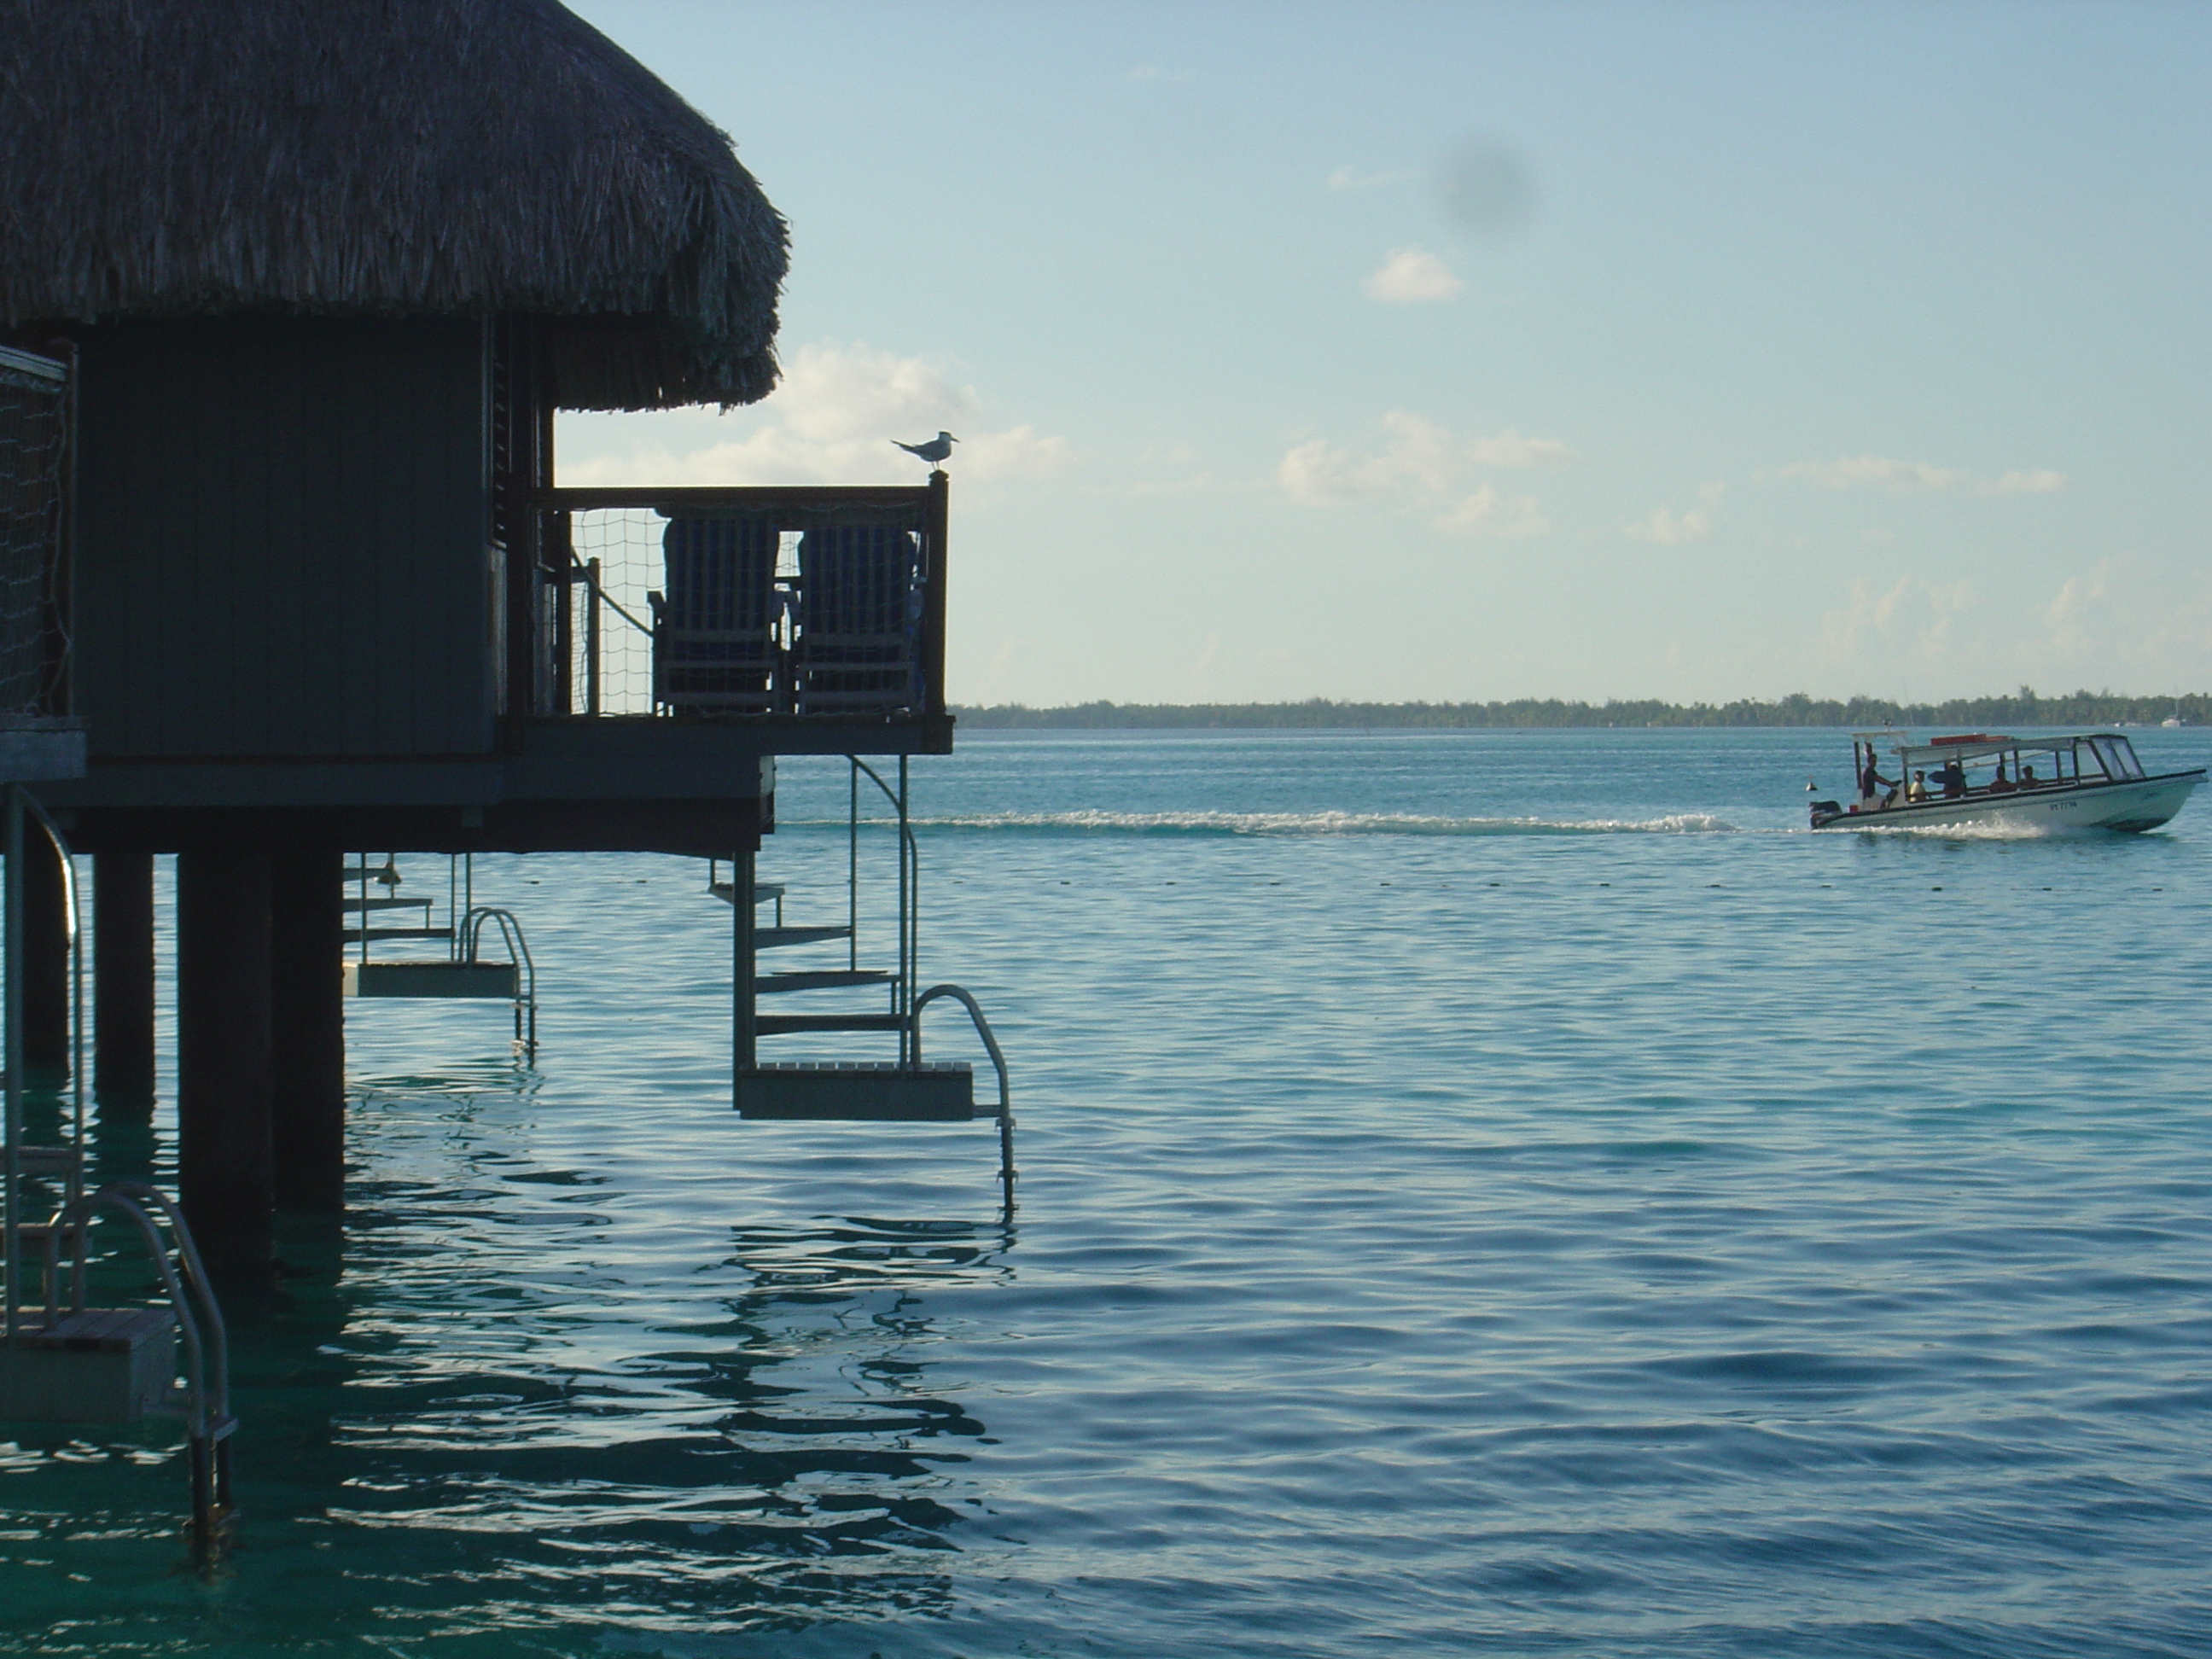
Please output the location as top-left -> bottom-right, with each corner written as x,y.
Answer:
0,350 -> 67,717
550,504 -> 928,719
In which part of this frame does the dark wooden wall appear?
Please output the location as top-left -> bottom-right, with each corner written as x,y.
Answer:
71,317 -> 495,759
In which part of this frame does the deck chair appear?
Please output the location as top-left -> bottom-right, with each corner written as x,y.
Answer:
792,523 -> 923,715
651,515 -> 780,713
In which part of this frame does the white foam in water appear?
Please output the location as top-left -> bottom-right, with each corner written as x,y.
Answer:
1862,816 -> 2093,840
794,809 -> 1743,836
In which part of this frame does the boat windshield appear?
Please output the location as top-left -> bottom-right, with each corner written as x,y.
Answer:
2090,736 -> 2145,781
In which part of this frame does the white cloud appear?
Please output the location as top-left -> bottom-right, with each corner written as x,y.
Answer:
1433,485 -> 1549,538
1467,430 -> 1577,468
1277,411 -> 1566,536
1982,469 -> 2069,496
1627,481 -> 1726,545
1278,439 -> 1392,507
2043,561 -> 2115,660
1819,573 -> 1977,663
1328,165 -> 1412,191
1364,247 -> 1463,303
560,342 -> 1069,487
2034,556 -> 2212,678
1785,455 -> 1961,492
1781,454 -> 2068,497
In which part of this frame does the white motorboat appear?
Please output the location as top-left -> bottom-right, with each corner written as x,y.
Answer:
1808,731 -> 2203,833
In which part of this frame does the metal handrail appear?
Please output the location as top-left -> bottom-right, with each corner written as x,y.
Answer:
54,1181 -> 236,1555
4,786 -> 85,1339
48,1182 -> 230,1441
852,757 -> 918,1062
910,984 -> 1015,1214
19,793 -> 86,1308
3,789 -> 16,1342
460,906 -> 538,1055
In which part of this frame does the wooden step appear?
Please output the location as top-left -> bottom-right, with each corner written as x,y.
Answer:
754,1011 -> 908,1035
341,926 -> 456,943
8,1146 -> 81,1176
756,926 -> 852,950
709,882 -> 784,905
341,895 -> 434,913
757,969 -> 896,995
737,1062 -> 977,1121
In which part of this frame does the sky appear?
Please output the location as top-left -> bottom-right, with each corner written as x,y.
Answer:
558,1 -> 2212,707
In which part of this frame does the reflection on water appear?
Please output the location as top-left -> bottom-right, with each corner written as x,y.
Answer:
5,1060 -> 1012,1652
5,730 -> 2212,1656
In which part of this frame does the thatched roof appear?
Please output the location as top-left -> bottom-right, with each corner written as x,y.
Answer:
0,0 -> 788,409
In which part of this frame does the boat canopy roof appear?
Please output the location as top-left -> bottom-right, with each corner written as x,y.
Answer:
1860,731 -> 2136,767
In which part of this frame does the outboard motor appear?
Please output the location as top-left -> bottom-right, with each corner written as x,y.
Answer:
1808,800 -> 1842,828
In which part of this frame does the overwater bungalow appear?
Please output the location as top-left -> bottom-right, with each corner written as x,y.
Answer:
0,0 -> 1002,1463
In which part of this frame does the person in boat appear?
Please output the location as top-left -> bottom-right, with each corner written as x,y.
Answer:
1988,760 -> 2016,794
1860,748 -> 1897,808
1907,770 -> 1929,802
1941,759 -> 1966,798
2019,763 -> 2038,788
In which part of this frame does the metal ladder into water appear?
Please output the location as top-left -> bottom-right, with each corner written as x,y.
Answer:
718,758 -> 1016,1213
0,785 -> 236,1558
342,853 -> 538,1055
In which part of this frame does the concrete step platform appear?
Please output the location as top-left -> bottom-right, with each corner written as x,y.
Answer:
737,1062 -> 982,1121
344,960 -> 520,998
0,1307 -> 177,1423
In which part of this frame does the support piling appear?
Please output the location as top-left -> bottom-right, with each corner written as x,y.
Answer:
271,849 -> 344,1212
732,844 -> 756,1099
93,853 -> 156,1104
176,851 -> 274,1268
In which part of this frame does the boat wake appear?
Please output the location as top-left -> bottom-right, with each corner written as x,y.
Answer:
789,809 -> 1742,838
1849,817 -> 2099,841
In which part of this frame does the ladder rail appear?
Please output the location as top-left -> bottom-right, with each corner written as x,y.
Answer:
3,786 -> 19,1341
47,1182 -> 230,1439
460,905 -> 538,1055
910,983 -> 1015,1214
4,786 -> 88,1338
47,1180 -> 236,1553
849,757 -> 917,1060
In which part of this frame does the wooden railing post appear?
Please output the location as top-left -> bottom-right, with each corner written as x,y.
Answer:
923,469 -> 950,717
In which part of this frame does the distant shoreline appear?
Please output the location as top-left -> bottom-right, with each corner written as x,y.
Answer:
953,691 -> 2206,731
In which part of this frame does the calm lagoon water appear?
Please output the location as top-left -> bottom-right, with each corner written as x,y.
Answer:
4,727 -> 2211,1657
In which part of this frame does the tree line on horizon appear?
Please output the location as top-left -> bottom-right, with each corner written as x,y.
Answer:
953,689 -> 2209,731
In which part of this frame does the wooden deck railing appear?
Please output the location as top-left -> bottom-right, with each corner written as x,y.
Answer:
525,477 -> 949,725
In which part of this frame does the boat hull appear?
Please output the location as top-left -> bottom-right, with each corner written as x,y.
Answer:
1811,770 -> 2206,834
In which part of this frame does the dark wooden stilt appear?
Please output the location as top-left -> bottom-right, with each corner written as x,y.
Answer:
732,845 -> 755,1109
21,824 -> 70,1074
176,851 -> 273,1268
94,853 -> 157,1105
270,849 -> 344,1211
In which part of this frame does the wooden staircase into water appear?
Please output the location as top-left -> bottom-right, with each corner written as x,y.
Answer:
715,759 -> 1014,1212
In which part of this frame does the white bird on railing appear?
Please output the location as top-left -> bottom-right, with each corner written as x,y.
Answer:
893,431 -> 958,467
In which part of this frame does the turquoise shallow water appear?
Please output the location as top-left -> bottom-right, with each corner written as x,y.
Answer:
4,727 -> 2211,1656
